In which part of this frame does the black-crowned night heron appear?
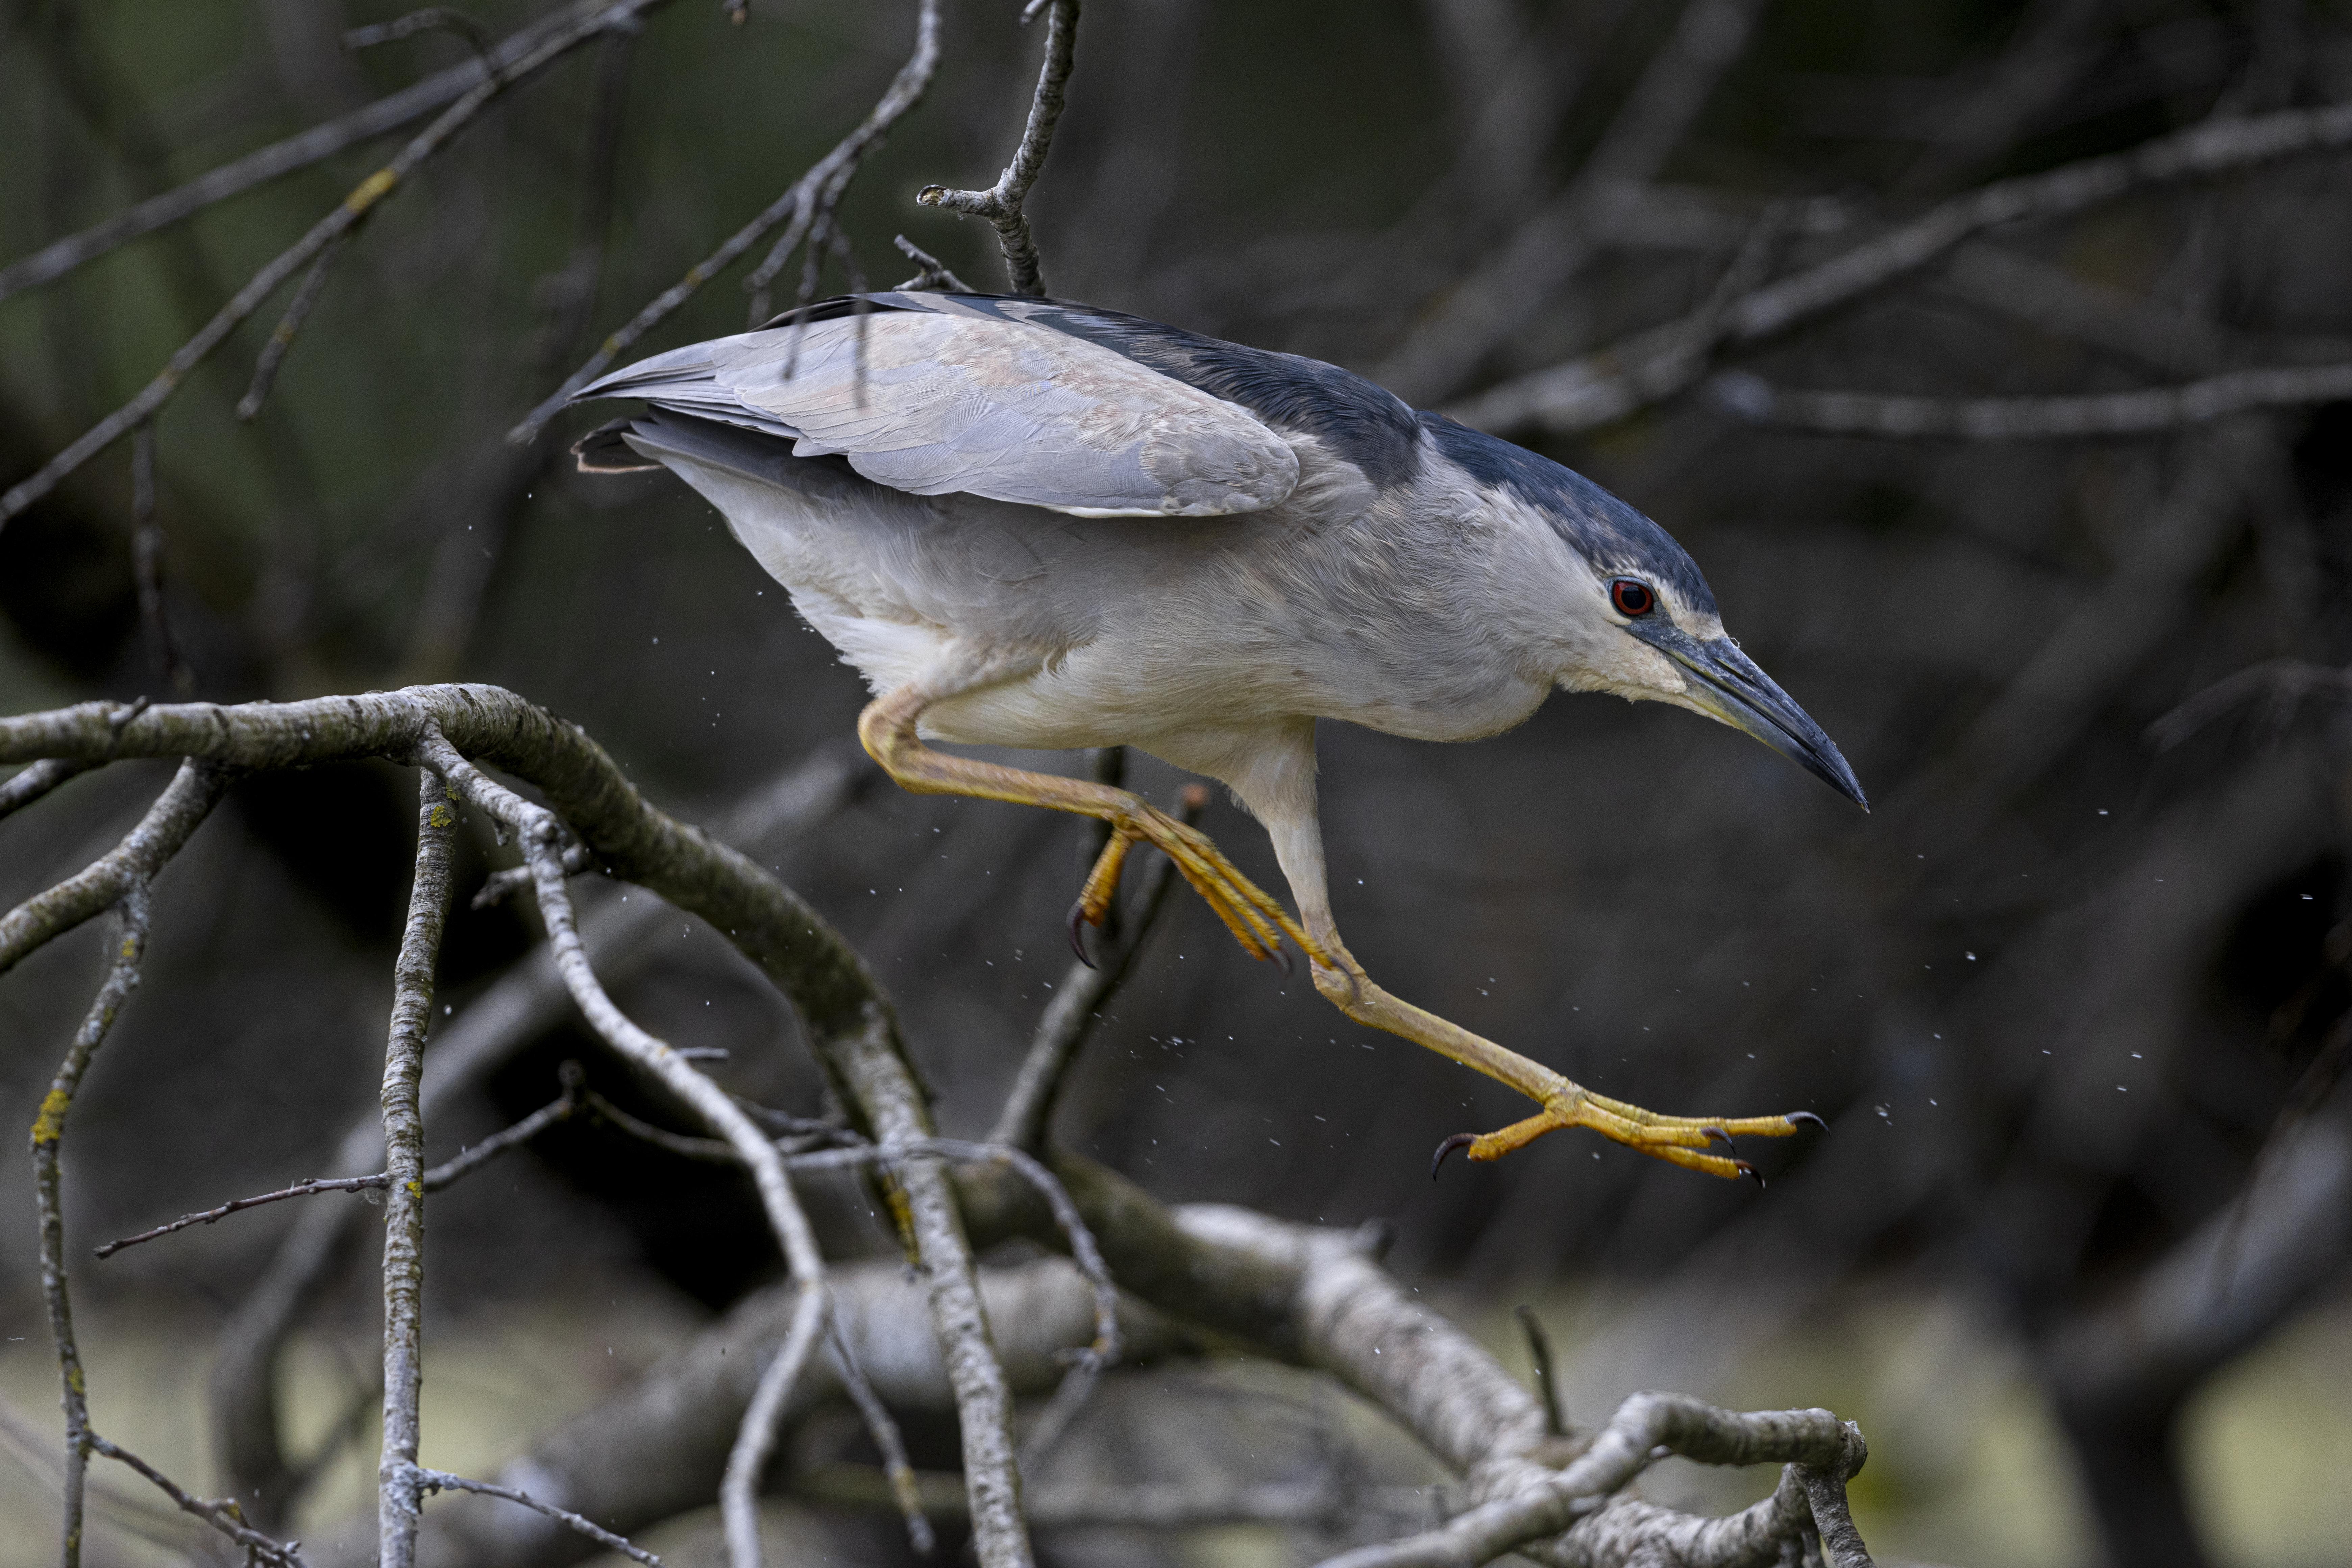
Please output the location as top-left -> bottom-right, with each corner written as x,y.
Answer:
573,291 -> 1865,1180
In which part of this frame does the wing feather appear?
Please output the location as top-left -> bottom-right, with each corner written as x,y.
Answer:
573,297 -> 1300,517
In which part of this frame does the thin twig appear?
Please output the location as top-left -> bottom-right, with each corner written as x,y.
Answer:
1707,362 -> 2352,439
0,0 -> 675,528
87,1433 -> 307,1568
916,0 -> 1080,296
826,1322 -> 936,1555
235,228 -> 358,421
409,1466 -> 658,1565
378,770 -> 458,1568
94,1088 -> 581,1258
721,1293 -> 829,1568
1515,1305 -> 1566,1437
1453,97 -> 2352,436
514,0 -> 943,442
201,738 -> 864,1525
32,887 -> 150,1568
417,725 -> 831,1568
343,8 -> 497,71
993,783 -> 1205,1152
890,234 -> 973,293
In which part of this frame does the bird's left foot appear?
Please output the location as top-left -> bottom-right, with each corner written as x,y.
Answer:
1431,1091 -> 1826,1183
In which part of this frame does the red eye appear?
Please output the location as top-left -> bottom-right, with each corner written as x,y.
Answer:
1611,579 -> 1656,617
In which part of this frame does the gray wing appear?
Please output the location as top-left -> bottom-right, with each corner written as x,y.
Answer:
573,296 -> 1300,517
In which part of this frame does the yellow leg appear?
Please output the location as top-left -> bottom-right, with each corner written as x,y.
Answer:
857,687 -> 1326,971
860,680 -> 1820,1183
1310,940 -> 1822,1182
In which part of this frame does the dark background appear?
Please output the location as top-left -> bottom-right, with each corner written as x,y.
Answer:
3,2 -> 2351,1565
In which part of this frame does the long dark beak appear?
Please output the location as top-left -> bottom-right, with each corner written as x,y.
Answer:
1629,621 -> 1868,809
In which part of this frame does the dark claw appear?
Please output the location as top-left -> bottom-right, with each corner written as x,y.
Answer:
1430,1132 -> 1478,1181
1064,899 -> 1098,969
1270,939 -> 1295,980
1702,1125 -> 1735,1149
1735,1159 -> 1764,1189
1785,1110 -> 1828,1133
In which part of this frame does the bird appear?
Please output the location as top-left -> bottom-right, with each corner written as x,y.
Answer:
570,289 -> 1865,1181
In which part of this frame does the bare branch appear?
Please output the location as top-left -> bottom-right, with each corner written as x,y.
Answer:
32,888 -> 150,1568
2150,658 -> 2352,750
512,0 -> 944,444
1376,0 -> 1768,402
1707,362 -> 2352,439
417,724 -> 835,1568
204,739 -> 863,1525
721,1298 -> 829,1568
796,1464 -> 1431,1530
96,1087 -> 581,1258
993,783 -> 1206,1153
127,424 -> 191,694
343,9 -> 497,71
0,756 -> 228,980
410,1467 -> 659,1565
0,0 -> 675,529
826,1323 -> 936,1556
917,0 -> 1081,296
890,233 -> 974,293
1311,1393 -> 1868,1568
1514,1305 -> 1566,1438
0,758 -> 100,822
378,771 -> 459,1568
88,1433 -> 308,1568
1454,98 -> 2352,436
236,228 -> 359,421
0,0 -> 634,307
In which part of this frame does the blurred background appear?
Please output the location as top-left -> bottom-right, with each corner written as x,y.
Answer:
3,1 -> 2351,1565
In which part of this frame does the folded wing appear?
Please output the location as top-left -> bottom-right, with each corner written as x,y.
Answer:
573,295 -> 1301,518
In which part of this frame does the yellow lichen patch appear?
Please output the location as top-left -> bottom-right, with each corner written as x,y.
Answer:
343,168 -> 398,215
29,1088 -> 71,1146
428,804 -> 455,829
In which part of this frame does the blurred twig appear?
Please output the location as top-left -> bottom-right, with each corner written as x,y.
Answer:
1455,98 -> 2352,435
0,0 -> 677,529
0,1 -> 624,306
513,0 -> 944,442
1707,361 -> 2352,439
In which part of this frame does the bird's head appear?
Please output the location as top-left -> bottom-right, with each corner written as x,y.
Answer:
1429,416 -> 1867,810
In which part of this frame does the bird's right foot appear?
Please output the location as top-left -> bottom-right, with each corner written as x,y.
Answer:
1067,793 -> 1323,973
